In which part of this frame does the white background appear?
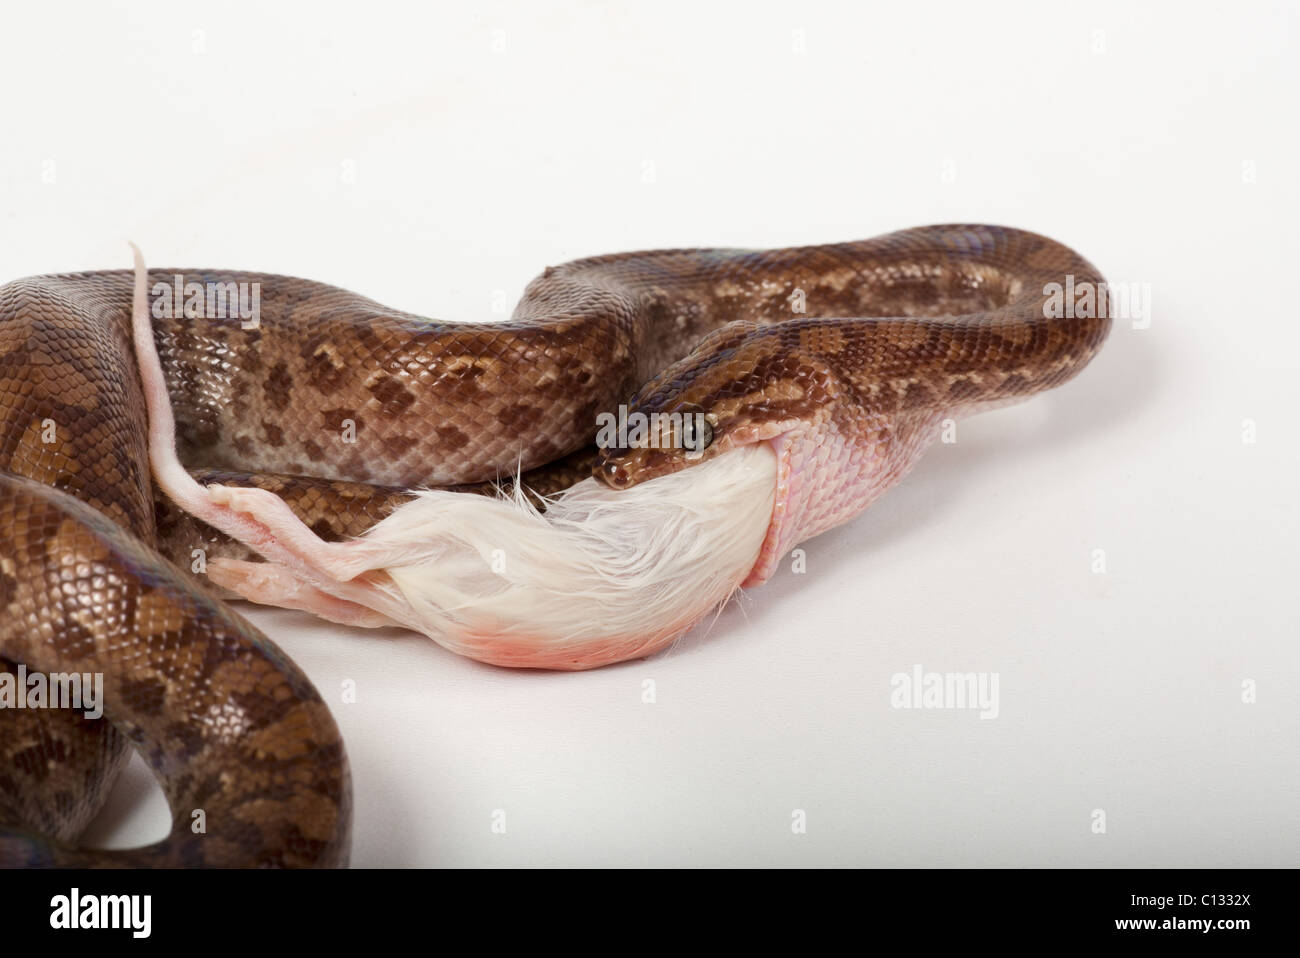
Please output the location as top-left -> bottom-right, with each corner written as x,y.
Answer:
3,0 -> 1296,866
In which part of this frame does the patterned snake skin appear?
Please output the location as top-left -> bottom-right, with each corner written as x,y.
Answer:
0,225 -> 1110,866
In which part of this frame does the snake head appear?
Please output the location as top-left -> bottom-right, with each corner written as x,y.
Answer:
594,321 -> 839,488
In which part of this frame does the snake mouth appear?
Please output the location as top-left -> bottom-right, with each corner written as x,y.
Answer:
593,438 -> 717,489
596,430 -> 797,583
596,423 -> 800,583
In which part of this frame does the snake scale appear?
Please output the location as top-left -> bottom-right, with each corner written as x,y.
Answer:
0,225 -> 1110,866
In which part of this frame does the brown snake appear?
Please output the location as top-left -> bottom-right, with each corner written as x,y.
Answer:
0,224 -> 1110,866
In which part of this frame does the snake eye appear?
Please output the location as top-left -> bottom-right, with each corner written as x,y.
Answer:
679,412 -> 714,459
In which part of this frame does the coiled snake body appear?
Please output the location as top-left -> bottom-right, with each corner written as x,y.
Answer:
0,225 -> 1110,866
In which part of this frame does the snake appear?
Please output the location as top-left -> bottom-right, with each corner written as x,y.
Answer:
0,224 -> 1110,867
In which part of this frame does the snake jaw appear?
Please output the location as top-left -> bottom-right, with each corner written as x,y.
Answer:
593,430 -> 730,489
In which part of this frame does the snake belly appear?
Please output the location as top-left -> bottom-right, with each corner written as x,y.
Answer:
0,224 -> 1110,866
